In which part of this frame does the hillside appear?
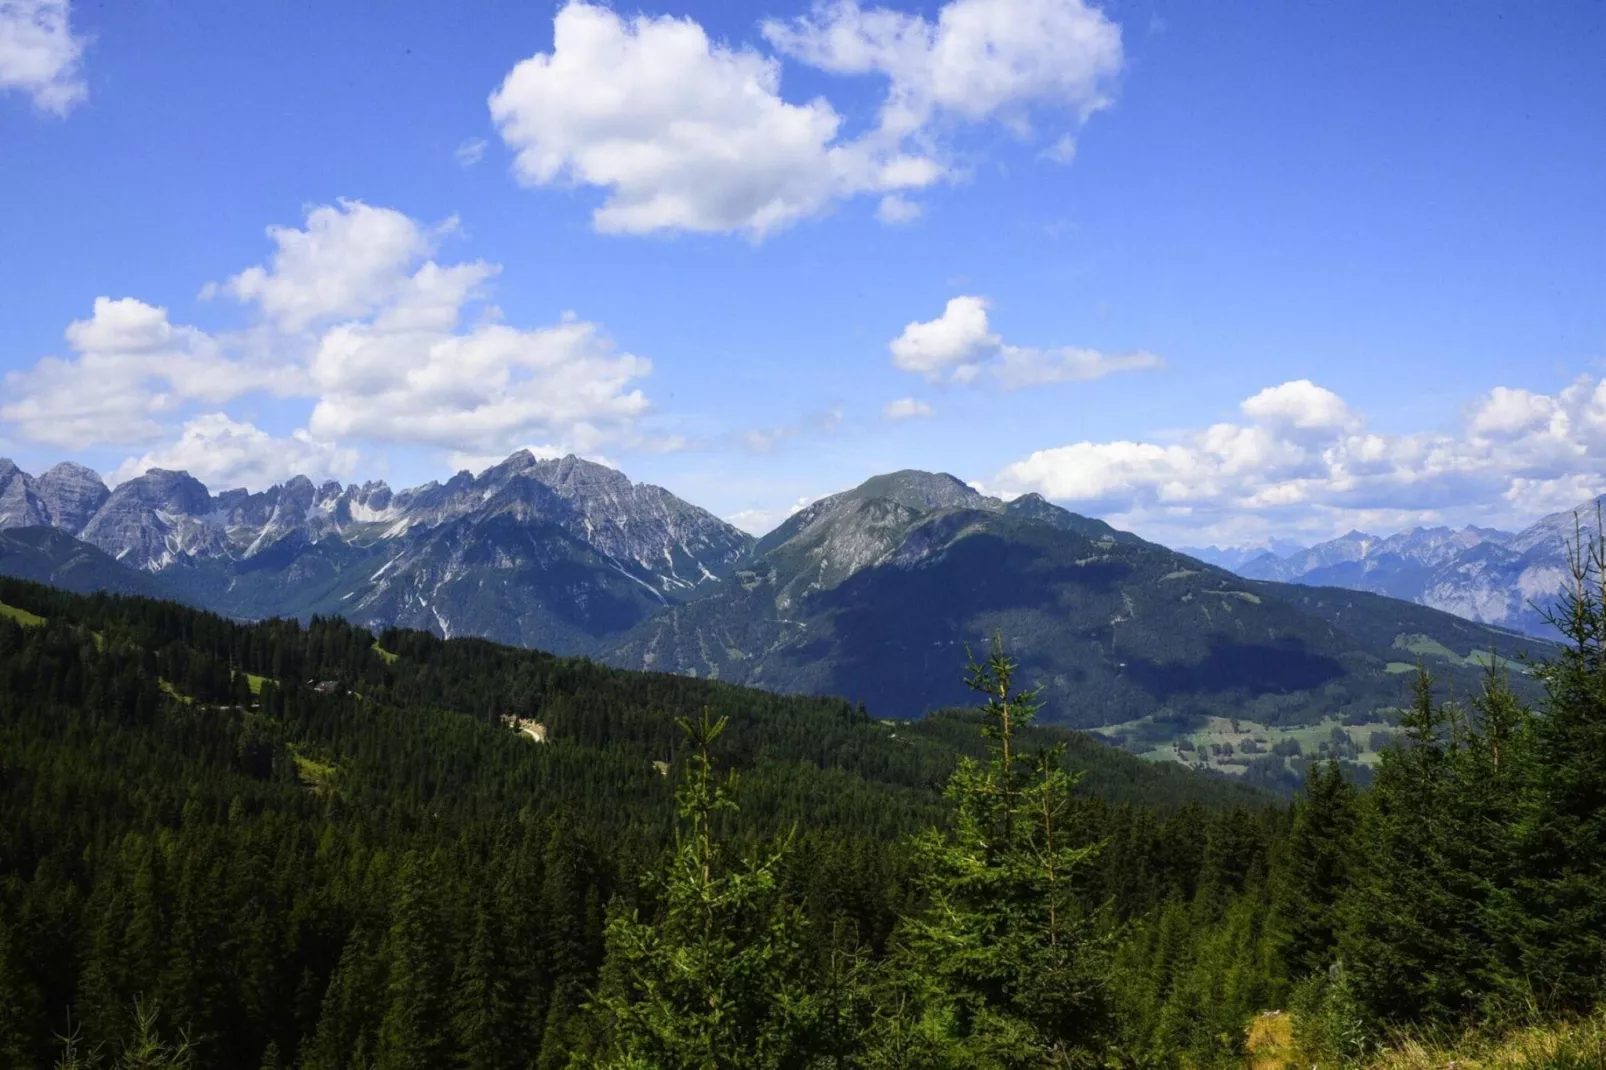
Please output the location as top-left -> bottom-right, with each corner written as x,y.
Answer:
604,472 -> 1551,741
0,574 -> 1280,1065
2,571 -> 1601,1068
0,574 -> 1267,813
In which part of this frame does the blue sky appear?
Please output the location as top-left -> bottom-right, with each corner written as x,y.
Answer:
1,0 -> 1602,546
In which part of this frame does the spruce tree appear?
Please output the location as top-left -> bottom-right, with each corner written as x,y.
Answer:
1342,668 -> 1464,1025
375,853 -> 451,1069
586,709 -> 822,1068
1520,523 -> 1606,1010
0,910 -> 43,1067
1272,760 -> 1358,983
872,637 -> 1109,1068
451,901 -> 520,1070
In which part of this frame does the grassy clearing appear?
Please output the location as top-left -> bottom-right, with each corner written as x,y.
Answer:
158,679 -> 194,705
371,641 -> 398,665
1393,632 -> 1503,669
243,672 -> 268,695
1104,713 -> 1394,774
0,601 -> 45,627
291,749 -> 337,791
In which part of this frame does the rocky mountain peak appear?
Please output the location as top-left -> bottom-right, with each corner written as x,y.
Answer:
35,462 -> 110,534
0,459 -> 47,529
845,470 -> 992,513
530,454 -> 632,496
118,469 -> 215,516
79,469 -> 224,568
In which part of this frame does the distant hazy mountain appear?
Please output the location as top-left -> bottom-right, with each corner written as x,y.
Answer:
1176,540 -> 1306,571
1229,511 -> 1592,637
602,470 -> 1542,729
0,456 -> 1551,732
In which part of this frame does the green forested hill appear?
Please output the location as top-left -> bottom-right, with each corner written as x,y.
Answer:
0,576 -> 1265,1066
1,573 -> 1603,1067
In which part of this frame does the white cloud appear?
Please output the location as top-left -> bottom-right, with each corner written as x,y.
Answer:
726,495 -> 816,535
3,200 -> 662,475
1466,386 -> 1561,439
883,396 -> 934,420
0,0 -> 86,115
763,0 -> 1123,134
488,2 -> 939,238
308,316 -> 651,455
112,414 -> 358,492
875,193 -> 923,224
890,295 -> 998,377
489,0 -> 1121,237
455,137 -> 487,167
206,199 -> 447,332
0,297 -> 293,448
993,345 -> 1163,389
1240,379 -> 1357,431
447,445 -> 569,476
994,376 -> 1606,544
890,294 -> 1161,389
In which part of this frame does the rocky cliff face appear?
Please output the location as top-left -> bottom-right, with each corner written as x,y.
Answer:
0,453 -> 754,651
80,468 -> 228,569
0,460 -> 48,529
34,462 -> 110,534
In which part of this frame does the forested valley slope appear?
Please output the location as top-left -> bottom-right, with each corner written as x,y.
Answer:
2,572 -> 1605,1067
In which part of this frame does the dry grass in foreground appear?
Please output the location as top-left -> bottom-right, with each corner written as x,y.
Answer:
1244,1008 -> 1606,1069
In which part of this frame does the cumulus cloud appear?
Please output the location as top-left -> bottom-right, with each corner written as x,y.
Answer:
454,137 -> 487,167
0,297 -> 293,448
0,0 -> 86,115
890,295 -> 1161,388
3,200 -> 662,478
205,199 -> 449,332
308,315 -> 651,455
488,2 -> 938,238
1240,379 -> 1358,431
883,396 -> 934,420
890,296 -> 997,377
489,0 -> 1121,237
994,376 -> 1606,544
763,0 -> 1122,134
112,414 -> 358,492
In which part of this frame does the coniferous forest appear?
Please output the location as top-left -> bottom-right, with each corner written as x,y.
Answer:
2,545 -> 1605,1069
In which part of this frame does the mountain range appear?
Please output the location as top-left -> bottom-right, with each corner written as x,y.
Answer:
0,454 -> 1553,741
1231,506 -> 1595,637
